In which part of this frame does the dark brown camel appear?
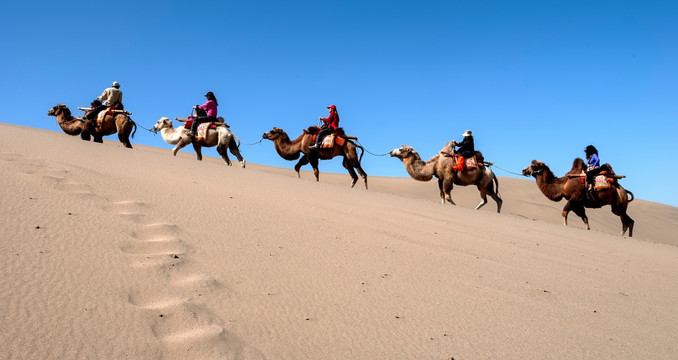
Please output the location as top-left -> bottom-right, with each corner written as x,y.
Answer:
522,158 -> 634,237
262,126 -> 368,189
47,104 -> 136,148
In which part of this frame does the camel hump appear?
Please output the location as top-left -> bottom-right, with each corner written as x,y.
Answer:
304,126 -> 320,134
333,128 -> 358,140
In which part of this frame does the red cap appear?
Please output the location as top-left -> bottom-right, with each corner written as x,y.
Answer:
327,104 -> 336,109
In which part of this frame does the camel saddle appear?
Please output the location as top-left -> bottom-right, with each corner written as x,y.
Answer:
580,170 -> 616,190
307,126 -> 353,148
441,152 -> 482,171
183,120 -> 218,131
94,106 -> 130,124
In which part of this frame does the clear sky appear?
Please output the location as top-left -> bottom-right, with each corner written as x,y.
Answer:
1,0 -> 676,206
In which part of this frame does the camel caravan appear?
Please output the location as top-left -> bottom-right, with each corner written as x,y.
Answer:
47,86 -> 636,236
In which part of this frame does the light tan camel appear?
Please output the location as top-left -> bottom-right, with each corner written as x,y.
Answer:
47,104 -> 136,148
522,158 -> 634,236
151,117 -> 245,167
390,143 -> 502,212
262,126 -> 367,189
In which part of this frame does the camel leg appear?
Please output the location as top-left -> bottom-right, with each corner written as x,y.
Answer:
342,158 -> 359,188
355,163 -> 368,190
474,185 -> 489,210
487,173 -> 502,213
192,143 -> 203,161
216,143 -> 232,166
441,178 -> 455,205
569,204 -> 590,230
294,155 -> 310,178
611,203 -> 634,237
491,193 -> 503,213
625,216 -> 635,237
309,155 -> 320,182
117,123 -> 133,148
172,137 -> 191,156
80,130 -> 91,141
93,134 -> 103,143
227,140 -> 246,168
561,202 -> 571,226
118,132 -> 132,148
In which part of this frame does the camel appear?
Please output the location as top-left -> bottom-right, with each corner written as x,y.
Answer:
522,158 -> 634,237
262,127 -> 367,189
151,117 -> 245,167
47,104 -> 136,148
389,143 -> 502,212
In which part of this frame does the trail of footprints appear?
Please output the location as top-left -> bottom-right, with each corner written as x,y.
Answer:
4,153 -> 242,357
110,200 -> 240,357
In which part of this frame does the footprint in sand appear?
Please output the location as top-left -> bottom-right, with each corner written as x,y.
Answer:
102,200 -> 150,223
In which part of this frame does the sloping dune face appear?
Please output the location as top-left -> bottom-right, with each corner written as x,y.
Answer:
1,122 -> 677,360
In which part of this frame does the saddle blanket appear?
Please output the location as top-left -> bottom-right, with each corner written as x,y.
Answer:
465,156 -> 478,170
594,174 -> 611,190
316,133 -> 345,148
196,123 -> 211,140
183,120 -> 217,140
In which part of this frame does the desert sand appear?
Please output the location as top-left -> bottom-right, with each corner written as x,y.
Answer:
1,122 -> 677,360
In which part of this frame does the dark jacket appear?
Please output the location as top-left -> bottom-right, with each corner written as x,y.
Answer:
456,136 -> 475,157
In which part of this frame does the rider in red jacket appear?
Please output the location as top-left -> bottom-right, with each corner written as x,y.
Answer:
309,104 -> 339,150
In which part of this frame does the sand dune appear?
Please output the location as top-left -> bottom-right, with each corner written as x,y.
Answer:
1,123 -> 677,359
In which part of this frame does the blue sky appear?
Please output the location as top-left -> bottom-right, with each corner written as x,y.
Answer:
1,0 -> 676,206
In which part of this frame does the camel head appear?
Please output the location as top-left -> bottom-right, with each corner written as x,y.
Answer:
390,145 -> 418,161
522,160 -> 548,177
47,104 -> 70,118
152,117 -> 174,133
262,127 -> 286,141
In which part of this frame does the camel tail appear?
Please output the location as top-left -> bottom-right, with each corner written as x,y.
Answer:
356,142 -> 365,162
626,190 -> 634,202
130,118 -> 137,139
492,171 -> 500,197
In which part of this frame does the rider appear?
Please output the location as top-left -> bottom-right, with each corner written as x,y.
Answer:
187,91 -> 218,137
85,81 -> 123,121
585,145 -> 601,191
452,130 -> 475,171
309,104 -> 339,150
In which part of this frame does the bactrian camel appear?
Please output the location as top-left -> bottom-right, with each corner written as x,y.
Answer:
152,117 -> 245,167
262,126 -> 367,189
47,104 -> 136,148
390,143 -> 502,212
522,158 -> 634,237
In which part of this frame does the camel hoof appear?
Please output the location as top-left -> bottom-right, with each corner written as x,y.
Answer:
240,160 -> 246,168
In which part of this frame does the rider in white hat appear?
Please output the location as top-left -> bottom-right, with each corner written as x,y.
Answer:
452,130 -> 474,171
84,81 -> 124,120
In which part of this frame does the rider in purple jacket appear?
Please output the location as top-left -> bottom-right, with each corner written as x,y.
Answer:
187,91 -> 218,137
